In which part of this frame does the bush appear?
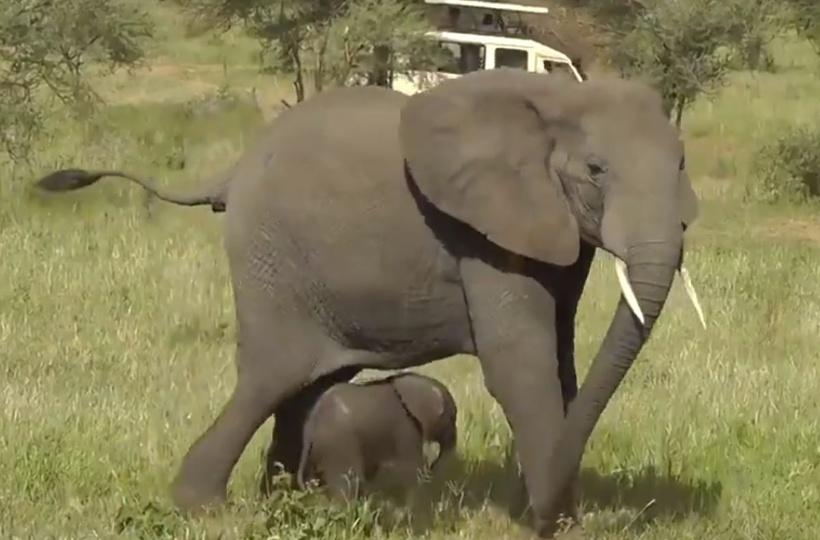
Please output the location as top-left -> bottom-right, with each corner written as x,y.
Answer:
0,0 -> 152,162
749,123 -> 820,203
175,0 -> 444,103
606,0 -> 756,127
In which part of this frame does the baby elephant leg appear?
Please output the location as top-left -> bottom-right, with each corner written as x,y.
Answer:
366,428 -> 426,505
385,452 -> 426,505
261,368 -> 363,496
317,447 -> 366,501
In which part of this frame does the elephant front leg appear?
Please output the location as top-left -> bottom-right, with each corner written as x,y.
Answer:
554,242 -> 595,413
551,310 -> 583,529
553,242 -> 596,525
460,258 -> 574,538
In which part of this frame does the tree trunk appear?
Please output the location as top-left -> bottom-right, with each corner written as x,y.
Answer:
370,45 -> 391,87
675,96 -> 686,128
313,28 -> 330,94
290,46 -> 305,103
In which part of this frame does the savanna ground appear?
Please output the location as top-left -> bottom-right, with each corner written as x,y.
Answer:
2,4 -> 820,539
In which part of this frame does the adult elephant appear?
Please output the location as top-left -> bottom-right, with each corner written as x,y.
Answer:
35,68 -> 705,538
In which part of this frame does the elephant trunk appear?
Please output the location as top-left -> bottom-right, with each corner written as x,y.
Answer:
431,415 -> 457,471
542,239 -> 682,519
431,434 -> 456,471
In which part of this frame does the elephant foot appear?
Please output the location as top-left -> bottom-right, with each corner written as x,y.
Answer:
534,516 -> 585,540
555,522 -> 586,540
170,474 -> 227,515
532,490 -> 584,538
259,461 -> 298,498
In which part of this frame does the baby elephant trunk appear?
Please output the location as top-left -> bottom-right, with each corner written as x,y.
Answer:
430,389 -> 458,470
431,425 -> 457,470
389,372 -> 458,471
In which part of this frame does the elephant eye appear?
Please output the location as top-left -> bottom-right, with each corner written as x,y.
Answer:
679,155 -> 686,171
586,158 -> 607,176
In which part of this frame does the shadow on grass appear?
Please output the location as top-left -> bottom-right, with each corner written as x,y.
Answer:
112,457 -> 722,538
393,455 -> 723,535
579,465 -> 723,522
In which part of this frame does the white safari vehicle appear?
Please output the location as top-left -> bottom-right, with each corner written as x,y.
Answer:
390,0 -> 585,96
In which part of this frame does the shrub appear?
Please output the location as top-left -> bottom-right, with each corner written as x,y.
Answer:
0,0 -> 152,162
749,123 -> 820,203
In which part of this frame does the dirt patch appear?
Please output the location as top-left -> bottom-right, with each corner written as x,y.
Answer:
758,216 -> 820,245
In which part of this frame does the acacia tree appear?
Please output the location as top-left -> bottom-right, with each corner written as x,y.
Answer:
727,0 -> 790,70
175,0 -> 445,102
555,0 -> 799,125
612,0 -> 736,126
601,0 -> 780,127
782,0 -> 820,52
0,0 -> 152,162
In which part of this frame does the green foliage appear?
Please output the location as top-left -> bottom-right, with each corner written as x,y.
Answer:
3,26 -> 820,538
0,0 -> 152,163
174,0 -> 443,101
311,0 -> 448,90
560,0 -> 807,122
781,0 -> 820,52
749,122 -> 820,203
725,0 -> 788,71
611,0 -> 732,125
114,475 -> 390,540
603,0 -> 793,126
258,475 -> 389,540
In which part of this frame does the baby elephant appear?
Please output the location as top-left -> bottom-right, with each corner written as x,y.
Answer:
296,372 -> 458,500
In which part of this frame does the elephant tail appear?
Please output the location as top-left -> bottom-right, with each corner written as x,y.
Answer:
34,168 -> 229,213
296,401 -> 323,490
296,443 -> 311,490
296,429 -> 315,491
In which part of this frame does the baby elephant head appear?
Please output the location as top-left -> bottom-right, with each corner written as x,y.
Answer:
389,372 -> 458,469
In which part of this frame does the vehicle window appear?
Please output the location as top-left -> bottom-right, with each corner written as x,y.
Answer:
494,48 -> 528,70
543,60 -> 576,79
437,42 -> 486,74
446,7 -> 461,28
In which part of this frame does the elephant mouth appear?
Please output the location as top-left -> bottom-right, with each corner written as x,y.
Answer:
556,171 -> 706,328
613,249 -> 706,329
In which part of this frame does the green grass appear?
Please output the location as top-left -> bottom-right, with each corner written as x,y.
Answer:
2,8 -> 820,539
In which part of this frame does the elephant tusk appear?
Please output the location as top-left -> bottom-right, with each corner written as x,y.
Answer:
678,266 -> 707,329
615,258 -> 645,325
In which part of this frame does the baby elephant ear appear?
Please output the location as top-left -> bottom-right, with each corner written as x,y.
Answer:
398,74 -> 580,266
390,373 -> 445,439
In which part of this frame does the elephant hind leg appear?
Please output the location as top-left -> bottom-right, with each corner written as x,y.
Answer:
170,292 -> 327,514
171,368 -> 284,512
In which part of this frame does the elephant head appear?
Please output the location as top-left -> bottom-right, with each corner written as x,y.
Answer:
398,68 -> 704,513
389,372 -> 458,469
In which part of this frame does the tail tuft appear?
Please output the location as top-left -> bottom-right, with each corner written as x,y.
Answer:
36,169 -> 105,192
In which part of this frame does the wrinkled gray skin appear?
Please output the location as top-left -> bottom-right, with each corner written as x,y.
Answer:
296,372 -> 458,500
34,68 -> 699,538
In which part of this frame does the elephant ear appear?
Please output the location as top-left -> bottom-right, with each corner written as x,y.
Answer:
390,373 -> 444,440
398,73 -> 580,266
